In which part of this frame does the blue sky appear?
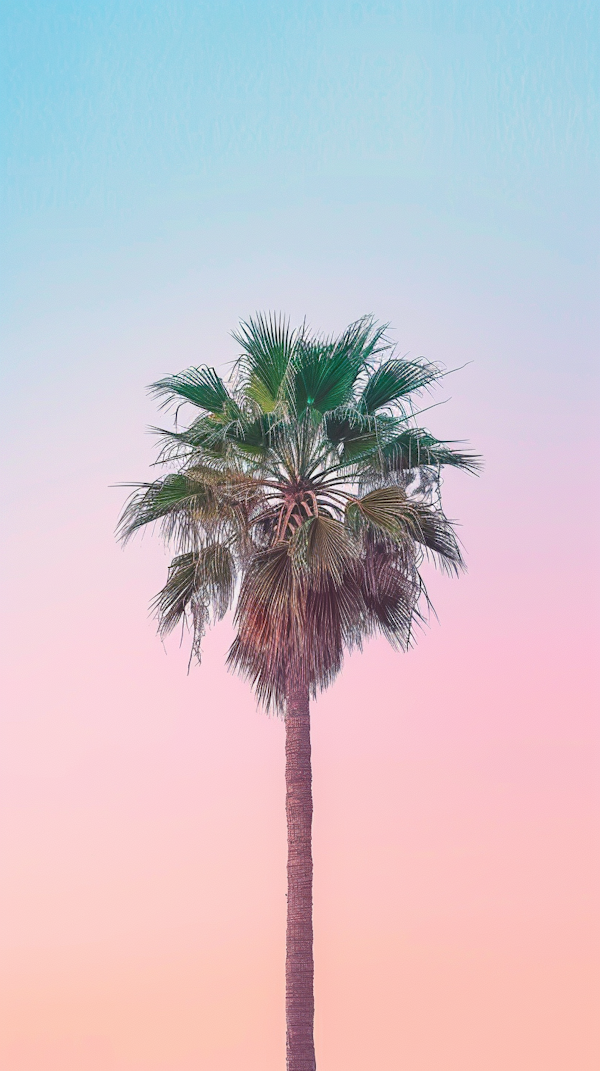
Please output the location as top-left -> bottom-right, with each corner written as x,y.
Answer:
3,1 -> 597,257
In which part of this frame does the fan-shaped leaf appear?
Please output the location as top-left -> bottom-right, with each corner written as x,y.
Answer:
233,313 -> 299,412
410,503 -> 464,575
291,515 -> 359,587
377,429 -> 482,473
292,317 -> 390,415
150,366 -> 232,415
347,486 -> 421,541
360,358 -> 441,413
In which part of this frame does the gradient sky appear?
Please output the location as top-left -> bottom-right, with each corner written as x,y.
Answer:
1,2 -> 599,1069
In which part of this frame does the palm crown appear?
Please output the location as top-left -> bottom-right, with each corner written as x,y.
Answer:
118,314 -> 478,710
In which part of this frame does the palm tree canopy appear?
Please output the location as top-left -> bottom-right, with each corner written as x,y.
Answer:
118,315 -> 480,710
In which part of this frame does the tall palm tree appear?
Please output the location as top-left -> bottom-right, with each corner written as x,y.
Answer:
118,314 -> 478,1071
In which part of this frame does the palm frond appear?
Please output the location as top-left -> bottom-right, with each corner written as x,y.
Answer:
335,412 -> 402,463
150,366 -> 233,415
359,357 -> 442,414
359,534 -> 422,649
233,312 -> 299,413
291,515 -> 359,587
152,551 -> 199,633
339,315 -> 391,367
153,543 -> 236,660
291,316 -> 390,417
324,406 -> 377,446
117,472 -> 220,544
117,465 -> 266,551
374,428 -> 482,474
152,421 -> 231,464
227,412 -> 278,457
227,543 -> 301,708
347,485 -> 421,542
410,503 -> 464,575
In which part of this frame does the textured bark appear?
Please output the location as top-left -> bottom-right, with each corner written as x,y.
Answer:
285,683 -> 316,1071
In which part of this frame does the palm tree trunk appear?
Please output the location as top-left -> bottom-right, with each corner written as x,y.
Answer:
285,682 -> 316,1071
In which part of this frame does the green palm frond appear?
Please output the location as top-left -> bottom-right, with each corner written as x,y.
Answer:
153,543 -> 236,659
150,366 -> 233,415
359,357 -> 442,414
291,316 -> 390,416
336,415 -> 399,462
338,315 -> 391,367
117,472 -> 220,544
227,412 -> 278,457
291,340 -> 356,415
233,312 -> 299,413
324,406 -> 378,446
374,428 -> 482,474
152,551 -> 202,634
152,420 -> 231,464
117,466 -> 266,552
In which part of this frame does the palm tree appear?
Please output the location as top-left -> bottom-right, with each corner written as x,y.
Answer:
118,314 -> 478,1071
